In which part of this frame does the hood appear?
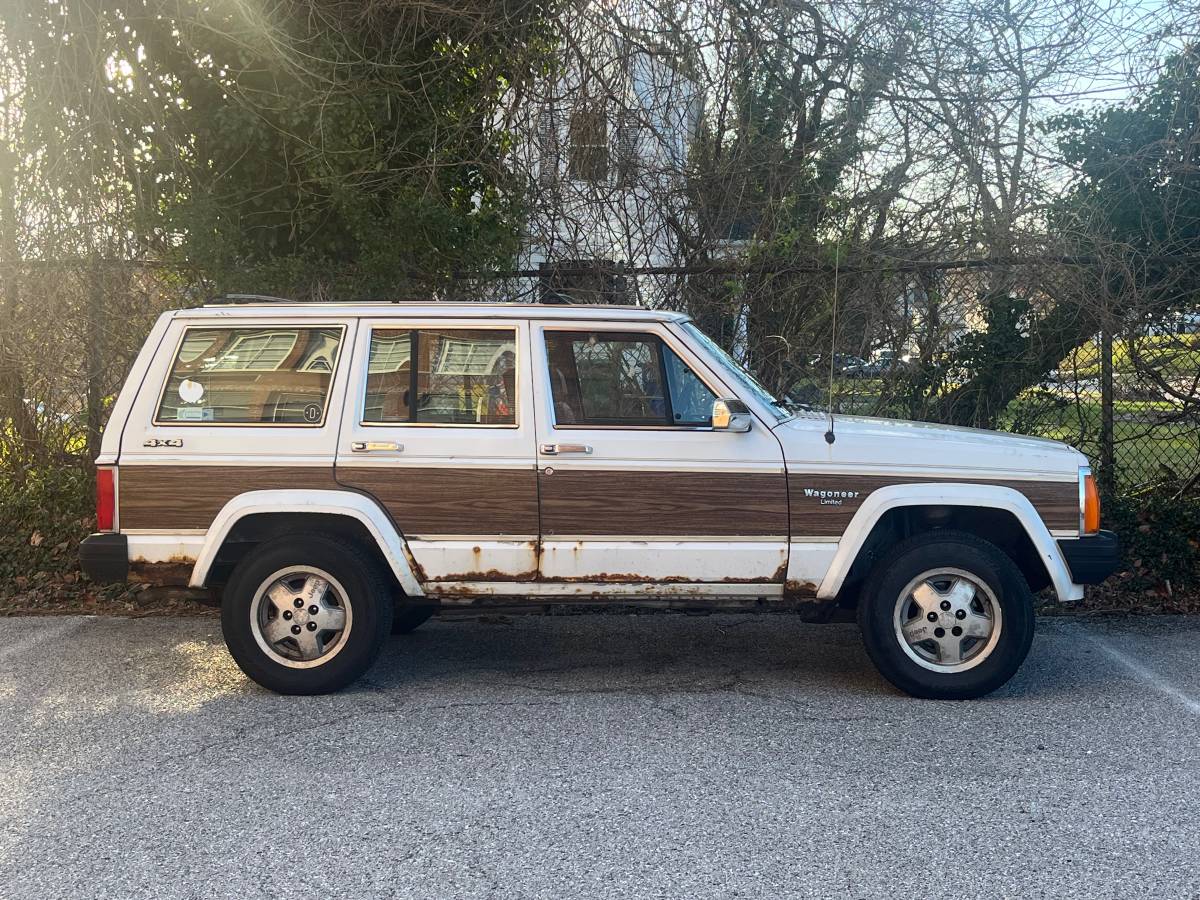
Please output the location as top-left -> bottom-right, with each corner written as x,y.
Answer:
773,411 -> 1086,479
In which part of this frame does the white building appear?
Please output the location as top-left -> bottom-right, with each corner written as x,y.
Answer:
510,23 -> 702,306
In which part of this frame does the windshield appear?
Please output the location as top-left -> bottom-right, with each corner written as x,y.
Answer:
681,322 -> 790,422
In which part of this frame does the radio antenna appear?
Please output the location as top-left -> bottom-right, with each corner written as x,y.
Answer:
824,244 -> 841,445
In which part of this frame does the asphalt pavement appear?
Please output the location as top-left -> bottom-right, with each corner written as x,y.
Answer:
1,611 -> 1198,899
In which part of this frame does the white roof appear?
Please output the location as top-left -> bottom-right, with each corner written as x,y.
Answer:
186,301 -> 689,323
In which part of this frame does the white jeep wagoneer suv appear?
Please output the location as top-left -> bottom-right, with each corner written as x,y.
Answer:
80,298 -> 1119,698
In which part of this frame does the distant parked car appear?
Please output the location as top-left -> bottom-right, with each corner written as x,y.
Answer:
844,349 -> 917,379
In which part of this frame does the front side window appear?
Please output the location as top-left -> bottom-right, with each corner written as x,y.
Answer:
544,331 -> 716,427
364,328 -> 517,426
156,326 -> 343,425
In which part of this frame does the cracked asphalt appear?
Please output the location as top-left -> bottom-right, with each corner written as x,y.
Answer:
2,612 -> 1199,899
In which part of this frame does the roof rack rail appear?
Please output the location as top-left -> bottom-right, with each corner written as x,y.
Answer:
209,293 -> 297,305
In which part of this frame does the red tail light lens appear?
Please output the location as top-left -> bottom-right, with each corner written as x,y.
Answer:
96,467 -> 115,532
1082,471 -> 1100,535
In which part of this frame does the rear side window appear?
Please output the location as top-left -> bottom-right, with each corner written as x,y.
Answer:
363,328 -> 517,426
155,326 -> 344,425
544,331 -> 716,427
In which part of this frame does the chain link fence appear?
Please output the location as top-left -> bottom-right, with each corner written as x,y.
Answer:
3,256 -> 1197,497
489,256 -> 1200,495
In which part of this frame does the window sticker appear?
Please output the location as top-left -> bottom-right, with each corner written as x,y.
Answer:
178,379 -> 204,404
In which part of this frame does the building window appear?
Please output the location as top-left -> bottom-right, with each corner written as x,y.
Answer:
568,100 -> 608,182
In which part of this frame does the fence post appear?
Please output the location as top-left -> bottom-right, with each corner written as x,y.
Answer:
1099,322 -> 1115,492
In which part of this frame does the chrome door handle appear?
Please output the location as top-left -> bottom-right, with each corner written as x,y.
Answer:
350,441 -> 403,453
540,443 -> 592,455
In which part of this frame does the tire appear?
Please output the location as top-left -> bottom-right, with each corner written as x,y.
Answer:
856,530 -> 1035,700
221,534 -> 394,695
392,604 -> 436,635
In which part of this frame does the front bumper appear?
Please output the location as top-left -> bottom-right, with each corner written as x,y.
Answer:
79,533 -> 129,584
1056,530 -> 1121,585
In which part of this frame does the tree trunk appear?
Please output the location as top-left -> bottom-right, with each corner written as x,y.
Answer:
84,256 -> 107,464
0,144 -> 38,465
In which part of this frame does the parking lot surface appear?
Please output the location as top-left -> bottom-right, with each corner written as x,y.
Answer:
1,611 -> 1198,899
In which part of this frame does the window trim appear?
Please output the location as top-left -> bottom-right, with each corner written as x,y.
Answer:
358,324 -> 521,429
151,324 -> 347,428
540,325 -> 725,431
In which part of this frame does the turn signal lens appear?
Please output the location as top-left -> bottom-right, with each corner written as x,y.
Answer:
96,467 -> 115,532
1081,470 -> 1100,535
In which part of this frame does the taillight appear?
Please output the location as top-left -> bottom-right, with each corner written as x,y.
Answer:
1080,467 -> 1100,535
96,467 -> 115,532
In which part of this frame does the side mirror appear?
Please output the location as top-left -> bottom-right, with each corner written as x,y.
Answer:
712,398 -> 752,433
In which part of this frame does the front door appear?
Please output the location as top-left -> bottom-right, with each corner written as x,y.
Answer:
335,318 -> 539,586
531,322 -> 788,590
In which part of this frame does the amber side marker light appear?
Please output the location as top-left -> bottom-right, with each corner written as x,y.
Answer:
1080,467 -> 1100,535
96,466 -> 115,532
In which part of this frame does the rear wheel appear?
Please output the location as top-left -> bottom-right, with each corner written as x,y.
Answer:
221,535 -> 394,694
857,530 -> 1035,700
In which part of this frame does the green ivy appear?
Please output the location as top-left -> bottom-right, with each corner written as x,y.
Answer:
1105,492 -> 1200,591
0,467 -> 93,594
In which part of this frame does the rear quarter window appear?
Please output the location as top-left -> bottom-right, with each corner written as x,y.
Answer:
155,325 -> 344,425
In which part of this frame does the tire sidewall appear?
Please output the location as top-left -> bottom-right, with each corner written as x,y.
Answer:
222,535 -> 393,694
859,535 -> 1035,700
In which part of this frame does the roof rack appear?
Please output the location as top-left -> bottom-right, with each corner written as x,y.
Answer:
210,293 -> 297,305
208,293 -> 580,306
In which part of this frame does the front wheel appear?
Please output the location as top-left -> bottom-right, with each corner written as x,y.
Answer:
221,535 -> 394,695
857,530 -> 1035,700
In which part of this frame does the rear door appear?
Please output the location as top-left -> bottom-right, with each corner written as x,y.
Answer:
531,321 -> 788,588
335,318 -> 539,585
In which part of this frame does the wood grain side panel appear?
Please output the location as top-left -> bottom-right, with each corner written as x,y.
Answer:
119,466 -> 340,530
539,470 -> 788,537
787,474 -> 1079,535
337,467 -> 539,536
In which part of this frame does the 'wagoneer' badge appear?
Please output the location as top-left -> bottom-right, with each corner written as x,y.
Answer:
802,487 -> 861,506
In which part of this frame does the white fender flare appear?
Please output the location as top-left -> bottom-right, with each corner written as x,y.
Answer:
188,489 -> 424,597
816,482 -> 1083,602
